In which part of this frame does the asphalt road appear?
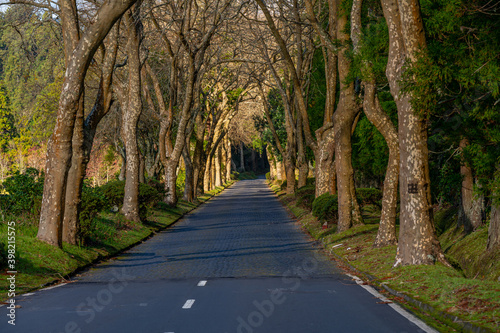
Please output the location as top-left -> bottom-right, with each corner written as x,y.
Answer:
1,177 -> 436,333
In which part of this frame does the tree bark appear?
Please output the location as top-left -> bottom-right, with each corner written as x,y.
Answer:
239,141 -> 245,172
351,0 -> 399,246
60,0 -> 83,245
182,141 -> 195,202
487,197 -> 500,251
295,106 -> 308,188
225,137 -> 232,182
121,5 -> 143,222
458,138 -> 484,232
37,0 -> 138,247
382,0 -> 447,266
62,21 -> 120,245
365,83 -> 400,247
215,147 -> 222,187
303,0 -> 338,197
334,0 -> 362,233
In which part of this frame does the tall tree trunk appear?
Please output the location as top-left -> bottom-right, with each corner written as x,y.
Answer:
121,6 -> 143,222
487,195 -> 500,251
37,0 -> 138,247
204,155 -> 212,192
225,138 -> 232,182
62,98 -> 85,245
334,1 -> 361,233
163,57 -> 196,206
63,21 -> 119,244
366,84 -> 400,247
267,146 -> 277,180
239,142 -> 245,172
304,0 -> 337,197
351,0 -> 399,246
315,126 -> 336,196
383,0 -> 447,266
458,138 -> 484,232
60,0 -> 83,245
296,115 -> 308,189
182,142 -> 195,203
215,147 -> 222,187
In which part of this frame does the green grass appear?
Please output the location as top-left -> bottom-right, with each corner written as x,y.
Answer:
273,186 -> 500,332
0,180 -> 234,302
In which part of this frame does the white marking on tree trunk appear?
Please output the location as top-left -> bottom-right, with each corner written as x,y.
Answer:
182,299 -> 195,309
346,274 -> 438,333
197,280 -> 207,287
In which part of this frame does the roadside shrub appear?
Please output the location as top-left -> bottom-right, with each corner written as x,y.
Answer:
296,185 -> 315,211
100,180 -> 162,220
79,185 -> 108,242
100,180 -> 125,207
265,172 -> 271,180
147,178 -> 165,195
280,180 -> 287,191
231,171 -> 240,180
238,171 -> 257,180
356,188 -> 383,207
138,182 -> 162,219
306,177 -> 315,186
312,193 -> 338,223
0,168 -> 44,217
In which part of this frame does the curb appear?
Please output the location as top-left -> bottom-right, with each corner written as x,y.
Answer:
324,244 -> 493,333
268,181 -> 493,333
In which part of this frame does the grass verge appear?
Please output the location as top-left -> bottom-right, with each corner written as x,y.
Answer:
270,181 -> 500,333
0,181 -> 233,302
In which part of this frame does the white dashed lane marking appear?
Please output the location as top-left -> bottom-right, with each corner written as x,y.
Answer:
182,299 -> 195,309
197,280 -> 207,287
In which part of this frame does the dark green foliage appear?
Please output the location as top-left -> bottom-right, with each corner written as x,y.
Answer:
305,177 -> 315,187
253,88 -> 287,162
280,180 -> 287,191
414,0 -> 500,205
0,240 -> 7,270
138,182 -> 162,219
100,180 -> 126,208
0,168 -> 43,217
356,188 -> 383,208
230,171 -> 240,180
237,171 -> 257,180
79,185 -> 108,242
352,95 -> 397,188
312,193 -> 339,223
146,178 -> 166,196
176,168 -> 186,194
100,180 -> 162,221
296,185 -> 315,211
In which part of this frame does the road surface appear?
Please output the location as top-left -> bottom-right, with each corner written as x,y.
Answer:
1,177 -> 436,333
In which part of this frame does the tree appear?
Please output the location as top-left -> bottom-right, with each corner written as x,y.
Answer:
350,0 -> 399,246
381,0 -> 447,266
36,0 -> 138,247
119,4 -> 143,222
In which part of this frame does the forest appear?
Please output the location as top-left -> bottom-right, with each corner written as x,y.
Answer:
0,0 -> 499,329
